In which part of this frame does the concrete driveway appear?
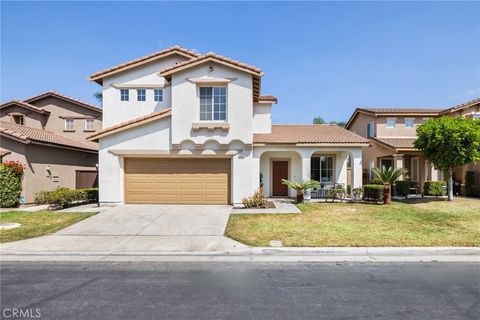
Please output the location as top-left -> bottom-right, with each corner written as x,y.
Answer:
0,205 -> 247,255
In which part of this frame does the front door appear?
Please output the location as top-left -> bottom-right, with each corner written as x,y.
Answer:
272,161 -> 289,196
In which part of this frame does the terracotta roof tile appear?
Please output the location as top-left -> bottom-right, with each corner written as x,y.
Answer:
87,108 -> 172,141
160,52 -> 263,76
359,107 -> 444,114
89,45 -> 200,82
254,124 -> 369,145
0,121 -> 98,151
371,137 -> 417,150
258,95 -> 278,103
0,100 -> 50,114
441,97 -> 480,115
24,91 -> 102,113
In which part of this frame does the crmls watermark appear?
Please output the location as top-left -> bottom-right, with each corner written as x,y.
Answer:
2,308 -> 41,318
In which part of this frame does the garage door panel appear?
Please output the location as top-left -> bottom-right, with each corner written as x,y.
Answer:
125,158 -> 230,204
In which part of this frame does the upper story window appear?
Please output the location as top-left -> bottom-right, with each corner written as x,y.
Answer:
386,117 -> 396,129
120,89 -> 129,101
404,118 -> 414,128
12,114 -> 25,126
137,89 -> 146,102
85,119 -> 95,131
200,87 -> 226,121
154,89 -> 163,102
367,121 -> 375,138
65,119 -> 74,131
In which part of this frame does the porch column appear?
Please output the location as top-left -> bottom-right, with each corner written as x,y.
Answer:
302,156 -> 311,200
351,149 -> 363,190
336,152 -> 349,187
393,154 -> 405,179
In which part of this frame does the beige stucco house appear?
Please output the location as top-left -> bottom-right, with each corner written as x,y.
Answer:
346,98 -> 480,193
87,45 -> 369,205
0,91 -> 102,204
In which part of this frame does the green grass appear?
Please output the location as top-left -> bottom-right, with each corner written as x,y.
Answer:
0,211 -> 96,243
225,197 -> 480,247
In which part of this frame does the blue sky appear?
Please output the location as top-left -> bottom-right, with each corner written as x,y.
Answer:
1,1 -> 479,124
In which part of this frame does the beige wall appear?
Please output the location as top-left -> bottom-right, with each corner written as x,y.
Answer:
348,112 -> 375,138
30,96 -> 102,141
0,106 -> 47,129
448,104 -> 480,117
1,137 -> 98,204
376,116 -> 425,138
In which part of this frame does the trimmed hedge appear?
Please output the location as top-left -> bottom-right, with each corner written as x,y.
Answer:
423,181 -> 446,196
0,161 -> 24,208
362,184 -> 384,202
35,188 -> 98,208
395,181 -> 410,198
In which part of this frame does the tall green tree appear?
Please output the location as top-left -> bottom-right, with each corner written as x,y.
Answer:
414,117 -> 480,201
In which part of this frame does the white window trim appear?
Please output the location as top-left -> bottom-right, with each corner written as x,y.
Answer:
369,160 -> 375,180
386,117 -> 396,129
64,119 -> 74,130
404,117 -> 415,128
198,86 -> 228,122
85,119 -> 95,130
154,89 -> 163,102
137,89 -> 146,102
120,89 -> 129,101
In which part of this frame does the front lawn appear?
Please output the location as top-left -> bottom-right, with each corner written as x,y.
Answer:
0,211 -> 96,243
226,197 -> 480,247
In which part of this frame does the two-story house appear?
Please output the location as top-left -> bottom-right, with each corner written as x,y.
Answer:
87,46 -> 369,205
0,91 -> 102,204
346,98 -> 480,192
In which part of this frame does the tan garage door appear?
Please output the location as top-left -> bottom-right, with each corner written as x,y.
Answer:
124,158 -> 230,204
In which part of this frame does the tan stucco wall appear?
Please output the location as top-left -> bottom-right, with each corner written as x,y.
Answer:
376,116 -> 425,138
348,112 -> 375,138
0,105 -> 47,129
1,137 -> 98,204
30,96 -> 102,141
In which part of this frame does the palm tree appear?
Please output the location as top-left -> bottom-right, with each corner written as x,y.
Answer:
281,179 -> 320,203
373,166 -> 408,204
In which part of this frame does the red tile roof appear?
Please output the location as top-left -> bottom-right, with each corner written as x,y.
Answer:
89,45 -> 200,83
371,137 -> 417,151
358,107 -> 444,114
254,124 -> 369,145
87,108 -> 172,142
258,95 -> 278,103
24,91 -> 102,113
0,100 -> 50,115
0,121 -> 98,152
160,52 -> 263,76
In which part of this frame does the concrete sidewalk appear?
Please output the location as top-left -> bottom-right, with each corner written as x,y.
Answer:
1,246 -> 479,262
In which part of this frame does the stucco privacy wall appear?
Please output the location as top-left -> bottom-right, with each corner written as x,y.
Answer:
1,139 -> 97,203
102,55 -> 190,128
253,103 -> 272,134
98,118 -> 171,203
170,63 -> 253,145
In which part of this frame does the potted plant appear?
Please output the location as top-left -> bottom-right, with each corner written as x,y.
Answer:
281,179 -> 320,203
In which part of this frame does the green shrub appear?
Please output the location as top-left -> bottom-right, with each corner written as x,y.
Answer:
370,178 -> 384,185
34,187 -> 98,208
467,185 -> 480,198
423,181 -> 447,196
362,185 -> 384,202
395,180 -> 410,197
0,161 -> 25,208
241,188 -> 267,208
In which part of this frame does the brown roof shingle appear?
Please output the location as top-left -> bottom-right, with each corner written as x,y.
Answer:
254,124 -> 369,145
358,107 -> 444,114
89,45 -> 200,83
371,137 -> 417,151
0,121 -> 98,152
24,91 -> 102,113
87,108 -> 172,142
160,52 -> 263,77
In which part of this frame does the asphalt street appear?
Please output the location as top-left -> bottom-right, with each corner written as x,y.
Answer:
1,262 -> 479,320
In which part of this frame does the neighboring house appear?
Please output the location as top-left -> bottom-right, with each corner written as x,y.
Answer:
346,98 -> 480,192
87,45 -> 369,205
0,91 -> 102,204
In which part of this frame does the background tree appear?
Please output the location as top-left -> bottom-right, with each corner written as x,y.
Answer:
329,120 -> 347,128
313,116 -> 326,124
93,92 -> 103,103
414,117 -> 480,201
